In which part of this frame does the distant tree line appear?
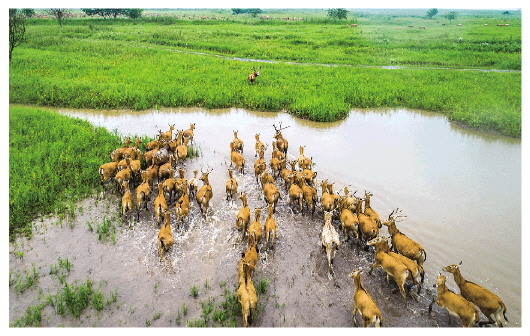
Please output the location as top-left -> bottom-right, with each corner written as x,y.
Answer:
81,8 -> 143,19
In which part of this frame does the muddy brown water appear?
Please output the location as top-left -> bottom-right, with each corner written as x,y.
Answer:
9,107 -> 520,327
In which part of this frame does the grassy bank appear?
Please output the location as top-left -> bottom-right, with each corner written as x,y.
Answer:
9,10 -> 521,136
9,105 -> 120,239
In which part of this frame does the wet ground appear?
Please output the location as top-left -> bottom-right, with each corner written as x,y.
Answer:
10,106 -> 519,327
10,153 -> 460,328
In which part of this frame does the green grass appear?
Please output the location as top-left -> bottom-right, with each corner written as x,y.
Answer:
9,11 -> 521,137
9,105 -> 121,239
11,263 -> 40,294
12,259 -> 118,327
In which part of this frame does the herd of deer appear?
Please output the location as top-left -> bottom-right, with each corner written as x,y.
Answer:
98,121 -> 507,328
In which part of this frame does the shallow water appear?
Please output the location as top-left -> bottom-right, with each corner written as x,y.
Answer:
10,106 -> 520,327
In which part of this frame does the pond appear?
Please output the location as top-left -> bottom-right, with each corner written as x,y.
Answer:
60,106 -> 521,326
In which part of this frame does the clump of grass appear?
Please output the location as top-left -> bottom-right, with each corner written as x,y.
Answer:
53,279 -> 94,318
256,277 -> 269,294
190,285 -> 199,298
12,303 -> 45,327
12,263 -> 40,294
187,145 -> 202,158
96,216 -> 116,243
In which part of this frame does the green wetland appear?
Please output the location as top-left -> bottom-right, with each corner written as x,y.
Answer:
9,8 -> 521,136
9,8 -> 521,328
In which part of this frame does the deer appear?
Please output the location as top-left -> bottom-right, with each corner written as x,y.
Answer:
237,260 -> 257,327
271,141 -> 286,161
364,191 -> 381,227
230,148 -> 245,174
279,159 -> 294,191
297,145 -> 313,170
183,123 -> 195,144
376,233 -> 425,296
158,155 -> 175,181
136,171 -> 151,220
174,167 -> 188,199
356,196 -> 379,249
123,137 -> 142,160
263,179 -> 281,213
160,123 -> 175,142
269,156 -> 285,180
110,137 -> 131,162
145,137 -> 161,151
443,262 -> 508,327
235,192 -> 251,241
247,208 -> 263,246
153,183 -> 168,225
382,209 -> 426,266
98,161 -> 119,192
144,142 -> 161,167
175,137 -> 189,164
272,122 -> 289,154
367,236 -> 410,307
428,273 -> 481,327
248,66 -> 261,84
196,167 -> 214,217
188,170 -> 199,200
320,180 -> 339,213
264,203 -> 277,249
175,187 -> 190,228
114,158 -> 133,194
254,133 -> 266,157
144,164 -> 159,188
287,173 -> 304,213
349,269 -> 383,327
121,180 -> 134,222
225,168 -> 238,202
230,130 -> 244,154
162,168 -> 177,204
157,210 -> 174,259
338,196 -> 360,245
300,174 -> 318,218
254,150 -> 267,183
321,211 -> 341,278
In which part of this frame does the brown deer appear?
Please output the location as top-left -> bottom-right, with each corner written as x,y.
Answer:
248,67 -> 261,84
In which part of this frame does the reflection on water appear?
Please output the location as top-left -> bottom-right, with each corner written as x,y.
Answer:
59,106 -> 521,326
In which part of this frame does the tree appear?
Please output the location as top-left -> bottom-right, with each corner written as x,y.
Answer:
248,8 -> 263,18
502,11 -> 511,15
48,8 -> 71,27
22,8 -> 35,18
444,11 -> 458,23
426,8 -> 438,19
9,9 -> 26,62
125,9 -> 143,19
328,8 -> 348,20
